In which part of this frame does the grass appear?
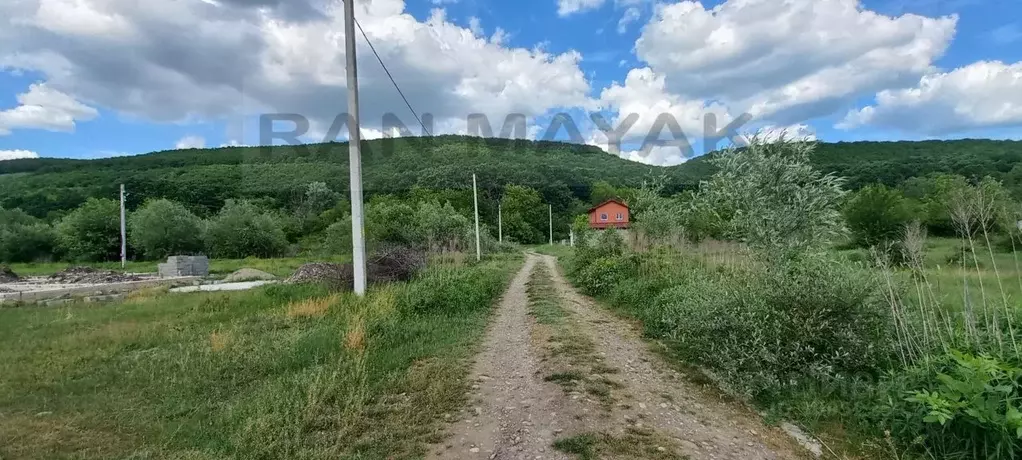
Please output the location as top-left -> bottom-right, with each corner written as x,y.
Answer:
0,254 -> 521,459
7,255 -> 352,278
525,261 -> 623,409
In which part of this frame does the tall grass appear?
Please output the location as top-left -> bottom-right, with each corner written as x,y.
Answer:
0,254 -> 521,459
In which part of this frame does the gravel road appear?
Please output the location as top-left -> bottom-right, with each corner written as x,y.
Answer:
430,253 -> 810,460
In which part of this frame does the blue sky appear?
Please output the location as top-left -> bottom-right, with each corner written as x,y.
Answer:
0,0 -> 1020,164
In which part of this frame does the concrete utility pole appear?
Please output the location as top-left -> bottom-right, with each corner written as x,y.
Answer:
549,204 -> 553,246
344,0 -> 367,296
473,174 -> 481,261
120,184 -> 126,268
498,201 -> 503,243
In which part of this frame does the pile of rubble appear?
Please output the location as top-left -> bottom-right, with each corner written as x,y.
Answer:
285,247 -> 427,290
47,267 -> 142,284
285,263 -> 353,290
223,268 -> 276,283
0,265 -> 18,283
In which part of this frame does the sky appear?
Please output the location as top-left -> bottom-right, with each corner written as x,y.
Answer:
0,0 -> 1020,165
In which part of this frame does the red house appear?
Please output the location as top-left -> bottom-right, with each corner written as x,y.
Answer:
588,199 -> 630,230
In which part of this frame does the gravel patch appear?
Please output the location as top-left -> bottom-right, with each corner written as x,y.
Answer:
47,267 -> 142,284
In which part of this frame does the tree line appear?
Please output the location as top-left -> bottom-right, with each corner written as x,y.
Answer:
0,180 -> 639,263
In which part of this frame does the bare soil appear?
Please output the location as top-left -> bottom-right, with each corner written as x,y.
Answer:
430,253 -> 809,460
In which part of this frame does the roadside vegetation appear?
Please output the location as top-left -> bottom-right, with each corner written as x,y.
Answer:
0,253 -> 521,459
556,138 -> 1022,459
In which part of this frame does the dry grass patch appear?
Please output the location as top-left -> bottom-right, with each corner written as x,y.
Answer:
285,294 -> 340,318
209,330 -> 231,352
124,286 -> 169,302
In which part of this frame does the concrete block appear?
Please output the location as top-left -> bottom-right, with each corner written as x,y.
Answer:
159,256 -> 209,278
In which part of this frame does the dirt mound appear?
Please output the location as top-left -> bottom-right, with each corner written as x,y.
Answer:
0,265 -> 18,283
368,246 -> 426,283
223,268 -> 277,283
48,267 -> 142,284
285,263 -> 353,290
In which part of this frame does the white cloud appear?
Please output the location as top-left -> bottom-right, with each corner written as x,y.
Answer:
616,7 -> 640,34
839,60 -> 1022,135
631,0 -> 956,123
0,149 -> 40,160
557,0 -> 605,16
0,83 -> 98,135
596,67 -> 735,145
0,0 -> 590,140
738,124 -> 817,144
175,135 -> 206,149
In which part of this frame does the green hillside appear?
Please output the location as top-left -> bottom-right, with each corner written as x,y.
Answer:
2,136 -> 1021,220
0,136 -> 660,219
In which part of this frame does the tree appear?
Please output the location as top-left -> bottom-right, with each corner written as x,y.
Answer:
55,198 -> 121,261
900,173 -> 971,237
365,197 -> 419,246
0,206 -> 56,263
128,199 -> 204,260
844,184 -> 916,247
414,201 -> 473,252
501,185 -> 545,244
696,139 -> 847,253
204,200 -> 289,258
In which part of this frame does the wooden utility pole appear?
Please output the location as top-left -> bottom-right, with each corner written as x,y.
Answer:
473,174 -> 481,261
120,184 -> 126,268
498,201 -> 503,243
343,0 -> 367,295
549,204 -> 553,246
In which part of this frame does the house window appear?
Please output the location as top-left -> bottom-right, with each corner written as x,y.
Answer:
616,213 -> 623,221
600,213 -> 608,221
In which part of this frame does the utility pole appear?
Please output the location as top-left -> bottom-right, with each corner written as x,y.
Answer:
120,184 -> 126,268
473,174 -> 481,261
498,201 -> 503,243
549,204 -> 553,246
344,0 -> 367,296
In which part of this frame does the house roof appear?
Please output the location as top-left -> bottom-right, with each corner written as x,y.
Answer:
587,199 -> 629,214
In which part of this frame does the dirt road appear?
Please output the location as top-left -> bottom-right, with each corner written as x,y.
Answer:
430,253 -> 809,459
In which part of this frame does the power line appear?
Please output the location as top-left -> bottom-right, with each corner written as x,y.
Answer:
352,16 -> 433,137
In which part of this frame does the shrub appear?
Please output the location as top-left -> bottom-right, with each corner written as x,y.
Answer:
650,255 -> 894,400
399,265 -> 507,315
573,256 -> 636,297
128,199 -> 204,260
844,184 -> 916,248
55,198 -> 121,261
366,200 -> 419,246
695,139 -> 847,254
204,200 -> 289,259
0,222 -> 57,263
319,219 -> 353,256
876,352 -> 1022,459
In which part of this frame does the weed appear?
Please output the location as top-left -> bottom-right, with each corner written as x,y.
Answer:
285,293 -> 339,318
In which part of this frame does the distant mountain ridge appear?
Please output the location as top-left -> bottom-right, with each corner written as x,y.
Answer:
1,136 -> 1020,219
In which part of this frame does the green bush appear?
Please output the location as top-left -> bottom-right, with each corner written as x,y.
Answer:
128,199 -> 204,260
204,200 -> 289,259
55,198 -> 121,261
876,352 -> 1022,459
399,265 -> 508,315
649,255 -> 894,400
844,184 -> 916,248
573,256 -> 636,297
0,222 -> 57,263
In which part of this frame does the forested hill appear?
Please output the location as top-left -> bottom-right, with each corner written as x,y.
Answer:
1,136 -> 1020,219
